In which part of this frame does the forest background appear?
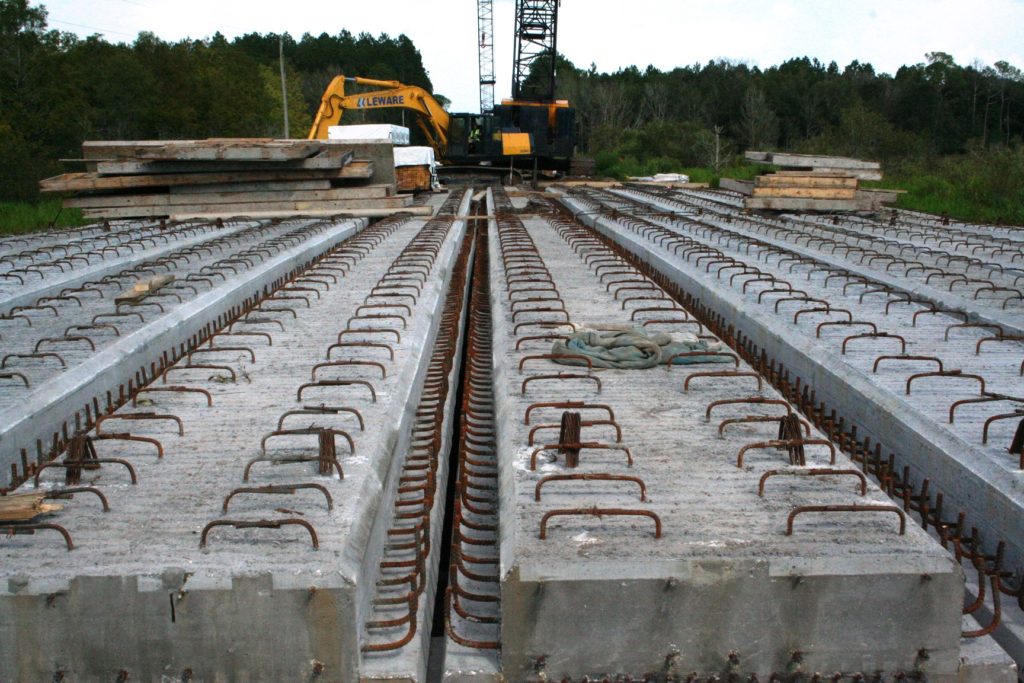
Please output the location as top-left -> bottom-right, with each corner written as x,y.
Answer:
2,0 -> 1022,229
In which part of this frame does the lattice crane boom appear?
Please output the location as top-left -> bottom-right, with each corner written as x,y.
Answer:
477,0 -> 496,113
511,0 -> 560,102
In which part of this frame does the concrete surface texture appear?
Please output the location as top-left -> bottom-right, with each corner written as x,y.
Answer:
487,198 -> 964,680
592,186 -> 1024,565
0,220 -> 302,411
1,220 -> 232,309
0,217 -> 368,482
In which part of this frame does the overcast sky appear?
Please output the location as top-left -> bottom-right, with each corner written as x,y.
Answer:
42,0 -> 1024,112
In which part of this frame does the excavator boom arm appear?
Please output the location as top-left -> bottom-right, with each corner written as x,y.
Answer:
307,76 -> 451,156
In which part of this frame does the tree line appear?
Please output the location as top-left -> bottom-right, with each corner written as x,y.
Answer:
540,52 -> 1024,177
2,0 -> 1023,214
0,0 -> 433,200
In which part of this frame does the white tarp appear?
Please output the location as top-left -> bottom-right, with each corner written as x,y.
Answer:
627,172 -> 690,183
327,124 -> 410,145
393,146 -> 435,168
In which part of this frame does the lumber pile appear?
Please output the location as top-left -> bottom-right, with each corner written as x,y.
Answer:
41,139 -> 417,220
394,146 -> 437,193
726,151 -> 900,212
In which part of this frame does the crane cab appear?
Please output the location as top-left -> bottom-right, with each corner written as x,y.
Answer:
445,104 -> 575,171
446,113 -> 504,162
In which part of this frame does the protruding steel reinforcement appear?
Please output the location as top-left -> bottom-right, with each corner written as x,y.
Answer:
553,185 -> 1020,638
362,193 -> 472,654
443,208 -> 501,652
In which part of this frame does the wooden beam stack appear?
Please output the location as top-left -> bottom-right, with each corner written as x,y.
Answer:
726,151 -> 899,212
41,139 -> 417,220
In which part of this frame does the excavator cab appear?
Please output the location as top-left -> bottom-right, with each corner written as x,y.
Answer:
446,106 -> 574,171
446,114 -> 504,162
493,102 -> 575,161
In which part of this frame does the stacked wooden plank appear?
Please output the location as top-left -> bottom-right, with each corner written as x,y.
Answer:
41,139 -> 419,220
726,151 -> 899,212
744,151 -> 882,180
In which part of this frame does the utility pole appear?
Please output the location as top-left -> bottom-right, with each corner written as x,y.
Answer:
279,34 -> 290,138
714,125 -> 722,171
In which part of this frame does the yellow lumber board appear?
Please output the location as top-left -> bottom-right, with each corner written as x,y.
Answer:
134,275 -> 174,293
0,493 -> 62,522
117,274 -> 175,302
750,186 -> 857,199
756,175 -> 858,189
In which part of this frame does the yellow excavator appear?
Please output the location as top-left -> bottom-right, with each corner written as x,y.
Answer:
307,75 -> 574,170
308,76 -> 453,152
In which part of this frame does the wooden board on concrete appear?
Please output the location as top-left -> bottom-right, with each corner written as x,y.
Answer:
83,139 -> 324,162
81,195 -> 413,219
66,185 -> 393,209
39,161 -> 374,192
0,493 -> 61,522
751,186 -> 858,199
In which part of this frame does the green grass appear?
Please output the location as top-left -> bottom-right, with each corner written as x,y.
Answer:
593,144 -> 1024,226
676,163 -> 766,187
593,149 -> 768,187
0,199 -> 88,235
865,153 -> 1024,226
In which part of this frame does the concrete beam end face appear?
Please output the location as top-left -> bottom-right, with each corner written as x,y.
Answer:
500,560 -> 964,680
0,573 -> 358,683
957,626 -> 1020,683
